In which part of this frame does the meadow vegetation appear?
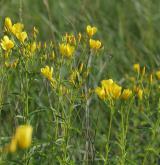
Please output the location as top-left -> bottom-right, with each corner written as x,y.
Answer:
0,0 -> 160,165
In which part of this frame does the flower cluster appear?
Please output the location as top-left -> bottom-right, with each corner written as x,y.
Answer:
58,32 -> 82,58
0,17 -> 33,69
86,25 -> 102,51
59,43 -> 75,58
4,17 -> 27,43
95,79 -> 132,101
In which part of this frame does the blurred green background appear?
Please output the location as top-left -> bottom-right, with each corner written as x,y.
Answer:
0,0 -> 160,78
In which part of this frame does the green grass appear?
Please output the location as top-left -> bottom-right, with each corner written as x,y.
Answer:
1,0 -> 160,70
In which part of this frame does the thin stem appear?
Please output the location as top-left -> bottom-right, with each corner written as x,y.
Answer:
84,52 -> 92,164
105,105 -> 114,165
25,60 -> 29,123
120,106 -> 126,165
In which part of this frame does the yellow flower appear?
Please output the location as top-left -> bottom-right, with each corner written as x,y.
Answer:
30,42 -> 37,53
59,43 -> 75,58
142,66 -> 146,77
4,17 -> 13,32
156,70 -> 160,80
37,42 -> 42,50
5,125 -> 33,153
101,79 -> 113,97
16,31 -> 28,43
95,87 -> 106,100
101,79 -> 114,87
137,88 -> 143,100
121,89 -> 132,100
4,18 -> 27,43
111,83 -> 122,99
101,79 -> 122,99
133,63 -> 140,74
1,35 -> 14,51
96,79 -> 122,100
41,65 -> 53,81
78,33 -> 82,42
12,23 -> 24,35
33,26 -> 39,38
86,25 -> 97,37
149,74 -> 153,84
11,23 -> 28,43
15,125 -> 33,149
89,39 -> 101,50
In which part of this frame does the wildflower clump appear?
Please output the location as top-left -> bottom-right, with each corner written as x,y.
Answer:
1,15 -> 160,165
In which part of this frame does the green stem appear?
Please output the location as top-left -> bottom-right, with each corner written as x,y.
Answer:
25,60 -> 29,123
105,107 -> 113,165
84,52 -> 92,164
120,106 -> 126,165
